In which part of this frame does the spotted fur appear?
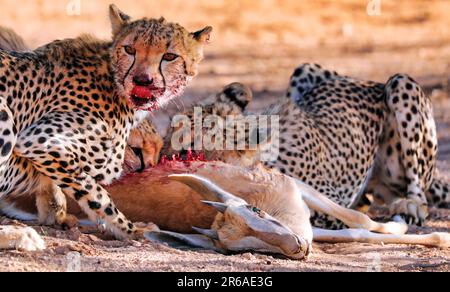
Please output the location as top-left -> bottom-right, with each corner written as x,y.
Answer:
267,65 -> 440,227
164,63 -> 448,228
0,5 -> 211,239
163,82 -> 257,164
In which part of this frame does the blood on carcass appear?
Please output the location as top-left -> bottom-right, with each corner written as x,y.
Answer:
159,148 -> 206,166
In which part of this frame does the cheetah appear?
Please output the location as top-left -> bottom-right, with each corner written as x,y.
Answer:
163,64 -> 449,228
273,64 -> 448,227
0,4 -> 211,248
124,119 -> 163,174
162,82 -> 256,165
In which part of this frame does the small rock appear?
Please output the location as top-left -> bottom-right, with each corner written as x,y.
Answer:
132,241 -> 142,248
67,228 -> 82,241
55,246 -> 70,255
241,253 -> 255,260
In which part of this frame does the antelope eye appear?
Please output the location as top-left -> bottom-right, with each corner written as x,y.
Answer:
124,45 -> 136,55
248,206 -> 261,214
162,53 -> 179,62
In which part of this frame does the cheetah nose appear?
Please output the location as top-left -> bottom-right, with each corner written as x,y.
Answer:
133,74 -> 153,87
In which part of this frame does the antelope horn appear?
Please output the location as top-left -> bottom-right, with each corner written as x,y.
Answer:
144,231 -> 223,252
201,200 -> 228,213
192,227 -> 219,240
168,174 -> 246,204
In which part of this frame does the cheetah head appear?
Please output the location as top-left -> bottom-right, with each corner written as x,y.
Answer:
109,4 -> 212,111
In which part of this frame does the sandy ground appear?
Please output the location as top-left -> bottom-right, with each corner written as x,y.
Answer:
0,0 -> 449,272
1,209 -> 449,272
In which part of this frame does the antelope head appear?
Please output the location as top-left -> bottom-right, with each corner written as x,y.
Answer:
145,174 -> 312,260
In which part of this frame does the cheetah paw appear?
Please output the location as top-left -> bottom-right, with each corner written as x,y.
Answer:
390,196 -> 429,226
59,214 -> 79,230
0,226 -> 46,251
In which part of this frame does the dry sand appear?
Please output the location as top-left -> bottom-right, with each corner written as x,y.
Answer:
0,0 -> 449,272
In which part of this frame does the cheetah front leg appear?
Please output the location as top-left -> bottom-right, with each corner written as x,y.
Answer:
383,74 -> 438,225
0,97 -> 16,168
35,175 -> 78,229
14,113 -> 138,239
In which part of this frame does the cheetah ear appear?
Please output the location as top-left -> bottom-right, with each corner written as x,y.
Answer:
191,26 -> 213,44
109,4 -> 131,36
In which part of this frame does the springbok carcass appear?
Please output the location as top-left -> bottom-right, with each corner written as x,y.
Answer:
2,120 -> 450,258
116,160 -> 450,258
72,158 -> 448,259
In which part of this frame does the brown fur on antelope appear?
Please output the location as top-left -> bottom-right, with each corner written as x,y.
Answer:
108,161 -> 314,259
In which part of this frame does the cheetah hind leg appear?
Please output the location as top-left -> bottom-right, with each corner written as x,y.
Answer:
384,74 -> 437,225
427,177 -> 450,208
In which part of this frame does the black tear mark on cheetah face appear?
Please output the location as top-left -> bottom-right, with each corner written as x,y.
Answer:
109,7 -> 212,111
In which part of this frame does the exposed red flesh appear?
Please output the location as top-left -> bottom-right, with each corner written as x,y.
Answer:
110,149 -> 210,187
159,149 -> 206,166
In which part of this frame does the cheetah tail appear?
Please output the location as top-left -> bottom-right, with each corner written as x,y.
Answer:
0,26 -> 29,52
427,178 -> 450,208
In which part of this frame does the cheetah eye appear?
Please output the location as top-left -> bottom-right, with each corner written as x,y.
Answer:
123,45 -> 136,55
162,53 -> 179,62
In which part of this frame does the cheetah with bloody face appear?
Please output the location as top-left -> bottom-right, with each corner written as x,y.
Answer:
0,4 -> 211,245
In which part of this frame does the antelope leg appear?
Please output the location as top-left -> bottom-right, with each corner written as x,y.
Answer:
295,180 -> 408,235
0,225 -> 46,251
313,228 -> 450,248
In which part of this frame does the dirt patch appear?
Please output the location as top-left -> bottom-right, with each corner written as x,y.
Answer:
0,210 -> 449,272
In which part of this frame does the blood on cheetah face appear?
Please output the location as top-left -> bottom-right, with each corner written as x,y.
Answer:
109,5 -> 212,111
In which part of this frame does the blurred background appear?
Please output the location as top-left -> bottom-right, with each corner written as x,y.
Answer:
1,0 -> 450,161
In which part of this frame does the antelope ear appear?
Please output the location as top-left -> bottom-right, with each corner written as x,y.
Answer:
191,26 -> 213,44
109,4 -> 131,36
